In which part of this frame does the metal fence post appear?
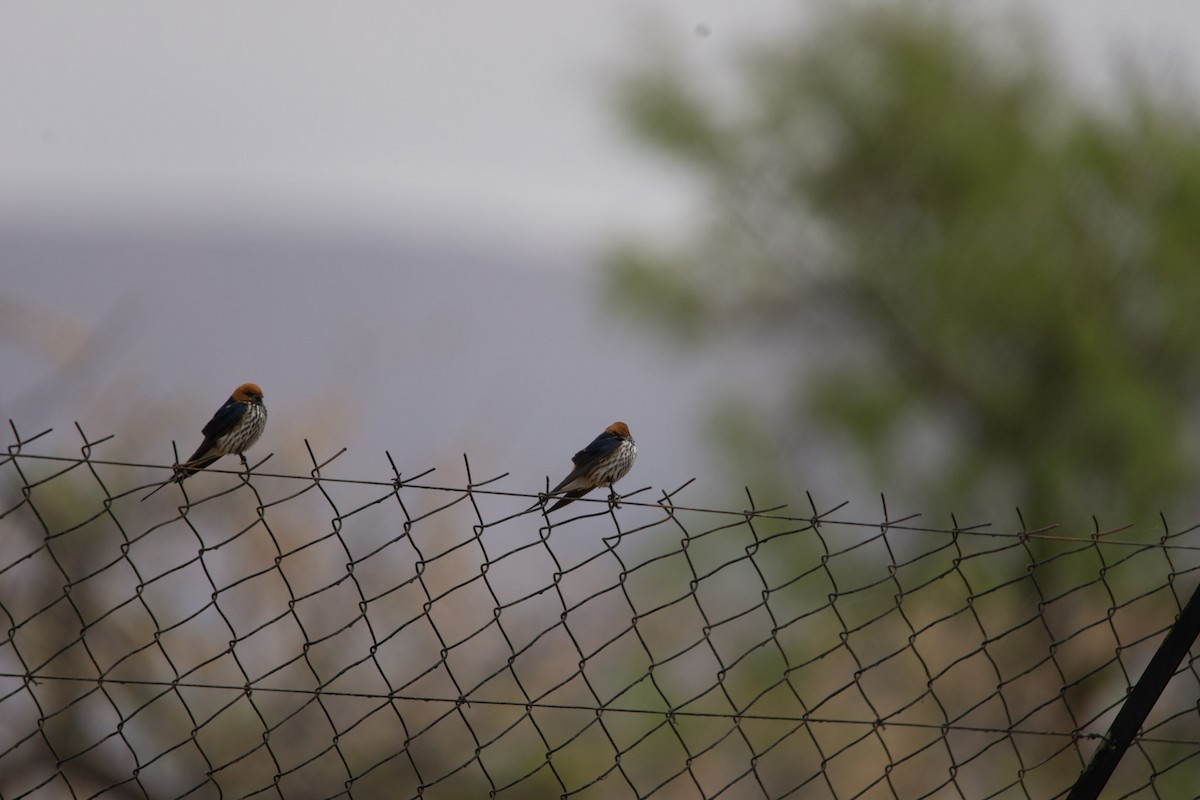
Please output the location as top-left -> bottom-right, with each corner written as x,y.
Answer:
1067,577 -> 1200,800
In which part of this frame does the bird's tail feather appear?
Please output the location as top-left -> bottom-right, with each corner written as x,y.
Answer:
139,455 -> 221,501
547,488 -> 591,512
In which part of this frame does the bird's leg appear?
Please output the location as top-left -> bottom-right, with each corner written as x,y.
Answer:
607,489 -> 623,509
239,454 -> 249,468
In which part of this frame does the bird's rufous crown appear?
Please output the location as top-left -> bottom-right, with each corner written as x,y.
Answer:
232,383 -> 264,402
606,422 -> 630,437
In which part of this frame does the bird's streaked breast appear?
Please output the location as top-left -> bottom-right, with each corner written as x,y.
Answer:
217,403 -> 267,455
592,439 -> 636,486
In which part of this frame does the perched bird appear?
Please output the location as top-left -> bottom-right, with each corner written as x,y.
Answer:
142,382 -> 267,500
545,421 -> 637,512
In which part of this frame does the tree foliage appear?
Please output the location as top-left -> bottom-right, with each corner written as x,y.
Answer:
608,3 -> 1200,525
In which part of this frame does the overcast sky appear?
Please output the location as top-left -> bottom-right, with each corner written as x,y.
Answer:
1,1 -> 800,249
4,2 -> 1198,249
4,1 -> 1200,516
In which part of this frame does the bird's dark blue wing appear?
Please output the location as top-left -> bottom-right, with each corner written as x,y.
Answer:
571,431 -> 622,468
201,399 -> 246,440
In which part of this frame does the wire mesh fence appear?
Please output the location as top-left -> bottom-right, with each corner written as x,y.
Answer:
2,421 -> 1198,799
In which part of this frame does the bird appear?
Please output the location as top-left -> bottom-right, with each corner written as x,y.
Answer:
142,382 -> 267,500
544,421 -> 637,512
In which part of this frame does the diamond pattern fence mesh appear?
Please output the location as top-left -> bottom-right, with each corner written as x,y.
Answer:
2,422 -> 1199,799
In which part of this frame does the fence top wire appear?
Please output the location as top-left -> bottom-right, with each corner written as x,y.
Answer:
2,420 -> 1199,800
4,425 -> 1198,552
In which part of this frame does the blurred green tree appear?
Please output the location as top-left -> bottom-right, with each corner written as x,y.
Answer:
607,3 -> 1200,527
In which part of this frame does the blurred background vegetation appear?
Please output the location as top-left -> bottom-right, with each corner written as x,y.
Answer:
600,9 -> 1200,792
607,3 -> 1200,531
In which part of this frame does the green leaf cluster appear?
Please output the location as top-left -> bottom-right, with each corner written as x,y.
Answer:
609,3 -> 1200,525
